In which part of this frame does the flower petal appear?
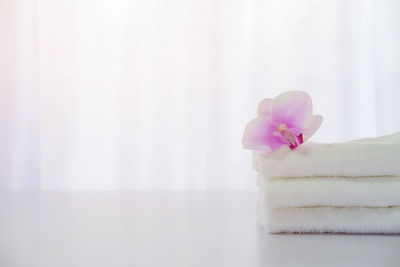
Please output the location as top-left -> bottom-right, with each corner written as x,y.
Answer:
270,91 -> 313,129
257,98 -> 272,117
302,115 -> 323,141
242,117 -> 286,152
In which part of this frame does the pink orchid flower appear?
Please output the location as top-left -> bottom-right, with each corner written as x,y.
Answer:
242,91 -> 323,153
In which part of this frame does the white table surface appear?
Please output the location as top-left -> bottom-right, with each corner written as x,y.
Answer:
0,191 -> 399,267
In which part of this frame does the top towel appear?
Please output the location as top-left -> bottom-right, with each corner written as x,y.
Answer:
254,132 -> 400,179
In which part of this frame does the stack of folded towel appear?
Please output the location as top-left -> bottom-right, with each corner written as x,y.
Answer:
255,133 -> 400,234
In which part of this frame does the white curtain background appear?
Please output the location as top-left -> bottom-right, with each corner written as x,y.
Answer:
1,0 -> 400,190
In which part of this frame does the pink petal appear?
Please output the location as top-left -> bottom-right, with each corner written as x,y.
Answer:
242,117 -> 287,152
287,125 -> 302,136
257,98 -> 272,117
302,115 -> 323,141
270,91 -> 313,129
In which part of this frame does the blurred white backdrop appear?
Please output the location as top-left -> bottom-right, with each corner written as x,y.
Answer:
1,0 -> 400,190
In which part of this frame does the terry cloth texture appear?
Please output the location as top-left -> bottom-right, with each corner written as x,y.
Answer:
255,132 -> 400,234
253,132 -> 400,179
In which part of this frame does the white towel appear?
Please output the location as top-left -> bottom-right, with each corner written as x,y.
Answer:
254,132 -> 400,179
254,132 -> 400,233
258,199 -> 400,234
258,176 -> 400,208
